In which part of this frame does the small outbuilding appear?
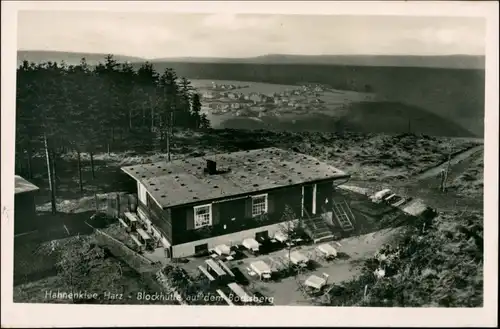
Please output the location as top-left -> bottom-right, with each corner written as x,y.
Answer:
14,175 -> 39,235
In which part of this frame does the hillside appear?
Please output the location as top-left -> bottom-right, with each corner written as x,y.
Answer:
326,209 -> 483,307
218,101 -> 476,137
17,50 -> 145,66
142,62 -> 484,137
151,54 -> 485,70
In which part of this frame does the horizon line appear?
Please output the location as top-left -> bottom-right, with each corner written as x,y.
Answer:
17,49 -> 486,61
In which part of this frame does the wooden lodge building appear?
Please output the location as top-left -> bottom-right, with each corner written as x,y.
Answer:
121,147 -> 356,259
14,175 -> 39,235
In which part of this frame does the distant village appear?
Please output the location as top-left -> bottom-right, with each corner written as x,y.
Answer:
200,82 -> 330,118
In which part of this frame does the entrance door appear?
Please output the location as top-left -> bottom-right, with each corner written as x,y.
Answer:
302,184 -> 317,217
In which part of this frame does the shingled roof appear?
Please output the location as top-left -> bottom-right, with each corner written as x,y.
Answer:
121,147 -> 349,208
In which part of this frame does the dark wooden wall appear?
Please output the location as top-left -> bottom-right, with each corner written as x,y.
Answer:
138,193 -> 173,244
169,181 -> 333,245
14,192 -> 37,235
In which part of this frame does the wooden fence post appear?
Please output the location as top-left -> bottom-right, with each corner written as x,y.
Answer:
116,193 -> 121,218
94,194 -> 99,213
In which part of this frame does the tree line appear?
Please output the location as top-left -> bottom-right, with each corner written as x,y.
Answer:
16,55 -> 209,213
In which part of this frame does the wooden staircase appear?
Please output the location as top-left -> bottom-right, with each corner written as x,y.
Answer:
302,208 -> 336,243
331,199 -> 355,231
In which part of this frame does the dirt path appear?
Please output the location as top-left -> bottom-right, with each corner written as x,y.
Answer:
411,144 -> 483,182
348,144 -> 484,212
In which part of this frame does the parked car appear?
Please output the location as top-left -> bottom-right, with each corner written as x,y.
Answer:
384,194 -> 407,207
370,189 -> 392,203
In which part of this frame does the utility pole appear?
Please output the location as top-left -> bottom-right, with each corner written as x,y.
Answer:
442,148 -> 452,192
166,110 -> 173,162
44,133 -> 57,214
151,107 -> 154,132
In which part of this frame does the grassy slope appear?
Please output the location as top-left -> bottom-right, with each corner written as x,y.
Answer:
219,101 -> 474,137
13,229 -> 172,304
328,210 -> 483,307
325,146 -> 484,307
447,151 -> 484,199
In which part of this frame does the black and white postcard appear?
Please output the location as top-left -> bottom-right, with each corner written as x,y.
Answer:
1,1 -> 498,327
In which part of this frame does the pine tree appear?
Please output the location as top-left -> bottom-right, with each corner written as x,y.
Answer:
178,77 -> 194,127
158,68 -> 179,158
190,93 -> 203,129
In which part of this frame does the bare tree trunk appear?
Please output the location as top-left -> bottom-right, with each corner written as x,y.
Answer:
94,193 -> 99,213
142,105 -> 146,126
27,147 -> 33,179
167,111 -> 174,162
116,193 -> 121,218
442,151 -> 452,192
51,149 -> 57,197
150,106 -> 155,132
77,151 -> 83,194
111,127 -> 115,142
107,142 -> 110,155
44,134 -> 57,214
90,151 -> 96,179
166,127 -> 171,162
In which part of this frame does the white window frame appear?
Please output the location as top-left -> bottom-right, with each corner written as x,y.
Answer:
194,204 -> 212,229
251,194 -> 268,217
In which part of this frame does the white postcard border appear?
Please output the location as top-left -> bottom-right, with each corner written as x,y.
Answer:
2,1 -> 498,327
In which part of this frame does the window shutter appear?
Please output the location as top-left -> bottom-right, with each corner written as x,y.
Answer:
267,194 -> 274,214
245,197 -> 252,218
211,203 -> 220,225
186,207 -> 194,230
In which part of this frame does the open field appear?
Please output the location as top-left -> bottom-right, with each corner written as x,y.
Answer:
217,102 -> 474,137
192,78 -> 476,137
447,150 -> 484,199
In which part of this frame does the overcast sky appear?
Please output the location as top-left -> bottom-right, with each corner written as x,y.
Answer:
17,11 -> 486,59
